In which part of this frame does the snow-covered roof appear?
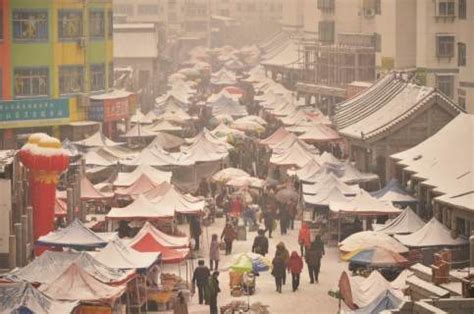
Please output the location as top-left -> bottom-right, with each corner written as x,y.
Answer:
373,207 -> 425,235
302,173 -> 359,196
394,218 -> 468,248
303,185 -> 351,207
36,219 -> 108,249
299,124 -> 341,143
210,95 -> 248,118
149,120 -> 183,133
210,68 -> 237,85
261,40 -> 302,70
130,109 -> 154,124
73,131 -> 123,148
371,179 -> 417,204
335,73 -> 463,141
89,89 -> 133,101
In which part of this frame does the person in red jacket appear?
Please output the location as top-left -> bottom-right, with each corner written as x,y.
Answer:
287,251 -> 303,292
298,223 -> 311,257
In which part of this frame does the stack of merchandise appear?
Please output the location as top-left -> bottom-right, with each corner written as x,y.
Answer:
221,301 -> 270,313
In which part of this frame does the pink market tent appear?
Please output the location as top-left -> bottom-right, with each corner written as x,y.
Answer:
92,238 -> 160,270
299,124 -> 341,143
143,182 -> 174,200
40,263 -> 126,304
36,219 -> 108,249
0,282 -> 78,314
373,207 -> 425,235
302,173 -> 359,196
130,234 -> 189,263
7,251 -> 133,285
113,165 -> 172,187
339,231 -> 409,254
259,127 -> 291,147
114,174 -> 161,197
330,190 -> 401,216
130,221 -> 189,249
394,218 -> 468,248
57,177 -> 113,200
107,195 -> 175,220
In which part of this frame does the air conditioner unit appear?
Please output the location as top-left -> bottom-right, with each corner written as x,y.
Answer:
364,8 -> 375,17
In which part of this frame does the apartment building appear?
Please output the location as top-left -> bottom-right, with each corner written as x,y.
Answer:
283,0 -> 473,112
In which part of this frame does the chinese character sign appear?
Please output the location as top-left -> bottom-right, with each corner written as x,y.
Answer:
0,98 -> 70,123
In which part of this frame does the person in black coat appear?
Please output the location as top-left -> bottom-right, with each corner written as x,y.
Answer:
305,235 -> 325,284
192,260 -> 210,304
279,206 -> 289,235
252,229 -> 269,256
263,210 -> 274,238
271,253 -> 286,293
189,216 -> 202,250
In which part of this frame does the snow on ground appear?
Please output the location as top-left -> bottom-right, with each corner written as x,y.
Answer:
162,217 -> 349,313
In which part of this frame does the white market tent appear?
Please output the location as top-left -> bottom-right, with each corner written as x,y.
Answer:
149,120 -> 184,133
339,231 -> 409,254
394,218 -> 468,248
7,251 -> 132,285
114,173 -> 162,197
302,173 -> 359,196
92,238 -> 160,270
287,158 -> 321,182
149,185 -> 206,214
73,131 -> 123,148
373,207 -> 425,235
129,221 -> 189,249
270,140 -> 318,168
210,68 -> 237,85
259,127 -> 291,147
211,123 -> 246,140
212,167 -> 250,182
121,146 -> 189,167
0,282 -> 78,314
113,165 -> 172,187
210,95 -> 248,118
107,194 -> 175,220
122,124 -> 157,139
40,263 -> 127,303
304,185 -> 351,207
179,131 -> 229,164
330,190 -> 401,216
36,219 -> 108,249
84,150 -> 117,167
145,131 -> 185,150
130,109 -> 153,124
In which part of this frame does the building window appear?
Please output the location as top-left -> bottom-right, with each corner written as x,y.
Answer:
436,35 -> 455,58
108,62 -> 114,89
91,64 -> 105,92
317,0 -> 335,11
115,4 -> 133,15
436,0 -> 455,17
58,10 -> 82,41
13,10 -> 48,41
458,42 -> 466,66
59,65 -> 84,95
14,67 -> 49,97
107,10 -> 113,39
89,10 -> 105,39
137,5 -> 160,15
375,0 -> 382,14
319,21 -> 335,43
436,75 -> 454,98
459,0 -> 467,19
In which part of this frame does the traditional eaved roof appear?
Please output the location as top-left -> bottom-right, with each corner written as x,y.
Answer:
334,73 -> 463,142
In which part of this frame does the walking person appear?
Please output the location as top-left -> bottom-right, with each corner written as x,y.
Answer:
206,271 -> 221,314
287,251 -> 303,292
305,235 -> 325,284
209,234 -> 220,271
252,229 -> 269,256
298,223 -> 311,257
271,253 -> 286,293
288,201 -> 297,231
221,223 -> 237,255
189,216 -> 202,250
275,242 -> 289,285
279,205 -> 289,235
263,209 -> 274,238
192,260 -> 210,305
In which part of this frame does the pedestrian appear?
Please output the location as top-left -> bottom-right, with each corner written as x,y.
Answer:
298,223 -> 311,257
288,201 -> 297,230
279,206 -> 289,235
209,234 -> 220,271
198,178 -> 209,197
275,242 -> 289,285
263,210 -> 274,238
221,223 -> 237,255
206,271 -> 221,314
252,229 -> 269,256
189,216 -> 202,250
173,290 -> 188,314
287,251 -> 303,292
305,235 -> 325,284
271,253 -> 286,293
192,260 -> 210,305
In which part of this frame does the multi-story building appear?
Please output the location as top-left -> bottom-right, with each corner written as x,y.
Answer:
0,0 -> 134,149
283,0 -> 474,113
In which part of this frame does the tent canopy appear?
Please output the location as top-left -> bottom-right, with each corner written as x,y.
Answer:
73,131 -> 123,148
129,221 -> 189,249
107,194 -> 175,220
339,231 -> 409,254
113,165 -> 172,187
36,219 -> 108,249
373,207 -> 425,235
330,190 -> 401,216
371,179 -> 418,204
129,233 -> 189,263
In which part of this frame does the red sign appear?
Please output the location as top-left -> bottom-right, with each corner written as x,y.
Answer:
103,97 -> 130,122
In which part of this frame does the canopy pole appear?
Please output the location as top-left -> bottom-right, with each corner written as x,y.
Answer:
337,212 -> 341,243
136,277 -> 141,314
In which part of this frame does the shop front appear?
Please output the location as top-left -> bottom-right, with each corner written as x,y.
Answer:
0,98 -> 72,149
89,91 -> 136,140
